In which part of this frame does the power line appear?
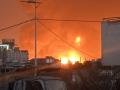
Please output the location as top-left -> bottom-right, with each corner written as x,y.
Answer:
0,17 -> 99,58
38,18 -> 102,22
39,22 -> 97,59
0,18 -> 101,33
0,18 -> 34,32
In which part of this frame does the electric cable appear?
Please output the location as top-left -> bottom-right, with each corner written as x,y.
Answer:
38,21 -> 97,59
0,18 -> 34,32
38,18 -> 102,22
0,18 -> 102,32
0,18 -> 99,59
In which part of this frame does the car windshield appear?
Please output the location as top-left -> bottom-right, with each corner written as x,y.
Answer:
45,80 -> 67,90
25,81 -> 43,90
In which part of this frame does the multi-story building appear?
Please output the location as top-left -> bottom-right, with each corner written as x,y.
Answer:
101,17 -> 120,66
0,39 -> 29,66
0,44 -> 9,66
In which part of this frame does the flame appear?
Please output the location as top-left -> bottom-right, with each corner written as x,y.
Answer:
59,37 -> 84,64
61,57 -> 69,64
60,50 -> 85,64
69,56 -> 77,64
75,36 -> 81,45
68,51 -> 80,64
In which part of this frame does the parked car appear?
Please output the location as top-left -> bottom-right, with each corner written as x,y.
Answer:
9,76 -> 67,90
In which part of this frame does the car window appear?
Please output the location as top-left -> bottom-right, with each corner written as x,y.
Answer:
13,80 -> 43,90
26,81 -> 43,90
45,80 -> 67,90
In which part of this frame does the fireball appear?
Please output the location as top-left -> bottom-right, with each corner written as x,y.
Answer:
75,36 -> 81,45
60,50 -> 84,64
61,57 -> 69,64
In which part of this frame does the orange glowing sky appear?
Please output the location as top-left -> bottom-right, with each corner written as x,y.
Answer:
0,0 -> 120,59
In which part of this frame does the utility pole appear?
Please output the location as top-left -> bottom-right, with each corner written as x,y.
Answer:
21,0 -> 40,67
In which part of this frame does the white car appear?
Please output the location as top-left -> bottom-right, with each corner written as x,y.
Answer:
12,76 -> 67,90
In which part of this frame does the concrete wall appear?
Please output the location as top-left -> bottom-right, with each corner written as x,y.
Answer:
101,20 -> 120,65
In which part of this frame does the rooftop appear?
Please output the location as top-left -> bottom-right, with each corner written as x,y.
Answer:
103,17 -> 120,23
